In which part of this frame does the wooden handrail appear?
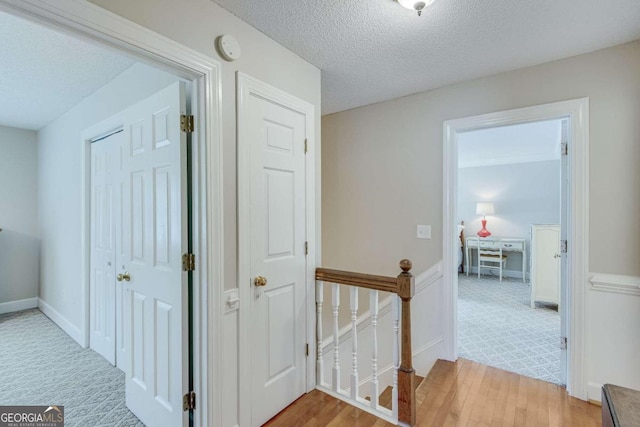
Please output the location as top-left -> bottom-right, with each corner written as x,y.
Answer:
315,260 -> 416,426
315,268 -> 397,294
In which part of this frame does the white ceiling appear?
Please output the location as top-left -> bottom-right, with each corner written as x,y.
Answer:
210,0 -> 640,115
458,119 -> 562,168
0,11 -> 135,131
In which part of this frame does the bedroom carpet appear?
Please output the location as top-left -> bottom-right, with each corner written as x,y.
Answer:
458,274 -> 562,385
0,309 -> 144,427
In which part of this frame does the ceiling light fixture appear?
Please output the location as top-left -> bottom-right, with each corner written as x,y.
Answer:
396,0 -> 435,16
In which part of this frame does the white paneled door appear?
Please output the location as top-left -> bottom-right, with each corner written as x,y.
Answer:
120,82 -> 188,427
246,84 -> 308,426
90,132 -> 123,366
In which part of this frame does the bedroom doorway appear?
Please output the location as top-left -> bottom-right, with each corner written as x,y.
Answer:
0,2 -> 220,424
455,118 -> 565,385
442,98 -> 590,399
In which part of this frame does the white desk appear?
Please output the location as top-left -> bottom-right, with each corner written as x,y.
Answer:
465,236 -> 527,282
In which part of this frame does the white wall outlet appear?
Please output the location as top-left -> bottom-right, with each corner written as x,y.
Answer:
417,224 -> 431,239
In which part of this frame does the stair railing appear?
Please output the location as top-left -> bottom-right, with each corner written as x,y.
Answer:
315,260 -> 416,426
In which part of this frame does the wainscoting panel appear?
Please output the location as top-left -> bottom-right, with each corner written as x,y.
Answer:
587,272 -> 640,402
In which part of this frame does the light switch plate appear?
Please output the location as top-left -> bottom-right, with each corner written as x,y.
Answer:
417,224 -> 431,239
224,289 -> 240,313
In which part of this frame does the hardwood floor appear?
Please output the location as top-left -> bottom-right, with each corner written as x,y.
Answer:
375,375 -> 424,410
264,358 -> 601,426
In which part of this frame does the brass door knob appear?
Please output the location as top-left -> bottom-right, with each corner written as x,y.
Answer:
254,275 -> 267,287
117,272 -> 131,282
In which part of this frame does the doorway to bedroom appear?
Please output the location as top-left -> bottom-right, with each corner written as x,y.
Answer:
455,118 -> 566,385
0,8 -> 198,426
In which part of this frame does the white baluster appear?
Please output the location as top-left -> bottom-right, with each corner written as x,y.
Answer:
332,283 -> 340,392
350,286 -> 359,399
392,294 -> 400,419
370,290 -> 379,409
316,280 -> 324,384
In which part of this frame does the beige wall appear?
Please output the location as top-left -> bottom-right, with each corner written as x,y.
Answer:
323,40 -> 640,276
323,40 -> 640,401
90,0 -> 322,292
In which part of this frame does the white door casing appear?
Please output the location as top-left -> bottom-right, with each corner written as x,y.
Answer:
559,118 -> 569,386
89,132 -> 122,366
442,98 -> 589,399
238,73 -> 316,427
121,81 -> 189,427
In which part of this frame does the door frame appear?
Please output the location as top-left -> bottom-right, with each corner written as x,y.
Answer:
0,0 -> 224,425
442,98 -> 589,399
237,72 -> 317,427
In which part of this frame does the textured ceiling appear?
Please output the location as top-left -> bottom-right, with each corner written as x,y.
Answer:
210,0 -> 640,115
458,119 -> 561,168
0,11 -> 135,130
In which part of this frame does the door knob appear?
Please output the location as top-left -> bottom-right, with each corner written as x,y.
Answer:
117,272 -> 131,282
254,275 -> 267,287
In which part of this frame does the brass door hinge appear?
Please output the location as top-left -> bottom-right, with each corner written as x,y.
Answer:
561,142 -> 568,156
183,391 -> 196,411
306,343 -> 309,357
181,115 -> 194,133
182,253 -> 196,271
305,241 -> 308,256
304,138 -> 308,154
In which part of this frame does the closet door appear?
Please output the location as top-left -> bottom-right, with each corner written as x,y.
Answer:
530,224 -> 561,308
89,132 -> 122,366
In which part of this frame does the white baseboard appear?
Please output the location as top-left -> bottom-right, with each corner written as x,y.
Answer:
464,267 -> 529,281
0,297 -> 38,315
588,382 -> 603,403
38,298 -> 86,347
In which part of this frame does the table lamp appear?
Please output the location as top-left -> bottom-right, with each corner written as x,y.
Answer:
476,202 -> 494,237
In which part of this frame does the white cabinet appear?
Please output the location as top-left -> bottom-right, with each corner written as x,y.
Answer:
530,224 -> 561,308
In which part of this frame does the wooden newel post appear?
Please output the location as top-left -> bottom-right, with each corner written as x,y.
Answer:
397,259 -> 416,426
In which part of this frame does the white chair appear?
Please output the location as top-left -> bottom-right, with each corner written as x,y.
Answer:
476,237 -> 508,281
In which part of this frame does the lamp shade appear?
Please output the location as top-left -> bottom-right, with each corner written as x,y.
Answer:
475,202 -> 495,216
